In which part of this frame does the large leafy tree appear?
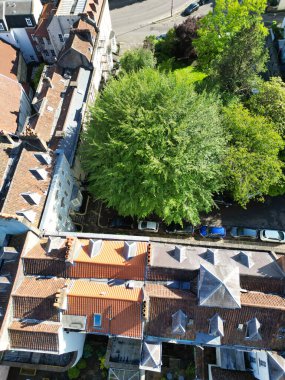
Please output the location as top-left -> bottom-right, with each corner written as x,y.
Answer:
119,48 -> 156,73
81,68 -> 226,225
173,17 -> 200,64
214,22 -> 268,94
247,77 -> 285,136
193,0 -> 268,72
223,104 -> 284,207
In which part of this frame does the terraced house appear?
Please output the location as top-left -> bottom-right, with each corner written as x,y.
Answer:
0,230 -> 283,380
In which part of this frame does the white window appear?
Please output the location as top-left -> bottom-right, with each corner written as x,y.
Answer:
0,23 -> 5,31
93,313 -> 102,328
25,18 -> 32,27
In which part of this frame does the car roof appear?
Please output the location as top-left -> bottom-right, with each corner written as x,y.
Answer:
209,226 -> 225,233
241,228 -> 257,235
264,230 -> 283,239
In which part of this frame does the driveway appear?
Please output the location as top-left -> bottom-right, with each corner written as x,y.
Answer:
201,196 -> 285,230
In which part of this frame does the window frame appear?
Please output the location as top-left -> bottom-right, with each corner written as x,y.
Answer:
93,313 -> 102,328
25,18 -> 33,27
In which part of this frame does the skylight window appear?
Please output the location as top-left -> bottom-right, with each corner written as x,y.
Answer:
93,314 -> 102,328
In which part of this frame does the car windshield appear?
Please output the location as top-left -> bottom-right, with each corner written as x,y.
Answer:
264,230 -> 282,240
141,221 -> 147,228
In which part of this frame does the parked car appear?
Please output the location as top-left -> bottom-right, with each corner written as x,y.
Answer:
138,220 -> 159,232
230,227 -> 258,240
260,229 -> 285,243
181,2 -> 199,16
165,222 -> 194,235
199,225 -> 226,239
109,217 -> 134,229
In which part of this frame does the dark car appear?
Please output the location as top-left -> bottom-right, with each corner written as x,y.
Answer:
165,222 -> 194,235
199,225 -> 226,239
109,217 -> 134,229
182,2 -> 199,16
230,227 -> 258,240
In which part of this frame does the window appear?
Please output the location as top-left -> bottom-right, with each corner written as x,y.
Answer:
259,359 -> 267,367
51,50 -> 56,57
25,18 -> 33,27
0,23 -> 4,31
93,314 -> 102,328
38,37 -> 44,45
43,49 -> 49,56
58,34 -> 64,42
67,179 -> 71,186
47,38 -> 51,45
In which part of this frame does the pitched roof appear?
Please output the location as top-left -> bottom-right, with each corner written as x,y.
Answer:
145,284 -> 285,350
0,41 -> 23,134
140,341 -> 162,372
241,292 -> 285,310
198,263 -> 241,309
1,147 -> 52,227
8,320 -> 60,352
66,281 -> 143,338
33,3 -> 55,39
267,351 -> 285,380
24,237 -> 147,280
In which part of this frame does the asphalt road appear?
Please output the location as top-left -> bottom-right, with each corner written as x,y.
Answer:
110,0 -> 213,51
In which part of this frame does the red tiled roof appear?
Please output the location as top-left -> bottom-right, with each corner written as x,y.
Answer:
24,238 -> 147,280
9,321 -> 60,352
34,3 -> 55,39
67,280 -> 143,338
1,147 -> 52,227
145,284 -> 285,350
12,277 -> 67,321
0,40 -> 32,134
241,291 -> 285,310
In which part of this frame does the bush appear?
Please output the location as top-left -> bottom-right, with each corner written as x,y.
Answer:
68,366 -> 80,380
83,343 -> 94,359
77,358 -> 87,370
32,63 -> 45,90
119,48 -> 156,73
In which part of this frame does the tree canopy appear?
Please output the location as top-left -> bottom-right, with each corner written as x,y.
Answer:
119,48 -> 156,73
247,77 -> 285,136
193,0 -> 268,73
81,68 -> 226,225
213,22 -> 268,94
173,17 -> 200,64
223,103 -> 284,207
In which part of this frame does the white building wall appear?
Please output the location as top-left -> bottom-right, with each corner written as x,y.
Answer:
0,31 -> 18,48
250,350 -> 270,380
47,15 -> 79,55
32,0 -> 43,24
12,28 -> 38,62
39,152 -> 77,233
18,89 -> 31,132
59,330 -> 86,363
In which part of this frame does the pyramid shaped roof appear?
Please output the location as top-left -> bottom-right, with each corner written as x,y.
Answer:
199,262 -> 241,309
140,340 -> 162,372
267,352 -> 285,380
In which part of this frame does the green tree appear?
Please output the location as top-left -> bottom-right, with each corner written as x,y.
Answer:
247,77 -> 285,136
223,104 -> 284,206
119,48 -> 156,73
193,0 -> 267,72
81,68 -> 226,225
214,22 -> 268,95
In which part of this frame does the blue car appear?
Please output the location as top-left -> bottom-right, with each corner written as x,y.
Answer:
199,225 -> 226,239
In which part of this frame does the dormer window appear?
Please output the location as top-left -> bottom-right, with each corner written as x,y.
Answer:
246,318 -> 262,340
16,210 -> 36,223
0,23 -> 5,31
172,310 -> 187,335
30,168 -> 48,181
34,153 -> 52,165
21,192 -> 41,205
209,313 -> 224,337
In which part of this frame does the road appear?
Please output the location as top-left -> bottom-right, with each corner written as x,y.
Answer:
110,0 -> 213,51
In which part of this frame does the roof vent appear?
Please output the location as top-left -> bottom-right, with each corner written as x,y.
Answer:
123,241 -> 137,260
246,317 -> 262,340
47,236 -> 63,253
16,210 -> 36,223
125,280 -> 134,289
209,313 -> 224,337
174,246 -> 186,263
88,239 -> 102,258
237,323 -> 244,332
21,192 -> 41,205
0,275 -> 11,292
30,168 -> 48,180
34,153 -> 52,165
47,106 -> 54,112
172,309 -> 187,335
238,251 -> 254,268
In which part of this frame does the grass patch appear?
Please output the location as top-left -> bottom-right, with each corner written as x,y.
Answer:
174,66 -> 207,84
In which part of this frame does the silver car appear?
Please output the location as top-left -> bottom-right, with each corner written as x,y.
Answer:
138,220 -> 159,233
260,229 -> 285,243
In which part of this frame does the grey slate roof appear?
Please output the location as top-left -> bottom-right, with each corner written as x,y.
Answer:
4,0 -> 33,16
220,348 -> 246,371
198,262 -> 241,309
150,242 -> 284,278
140,340 -> 162,372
